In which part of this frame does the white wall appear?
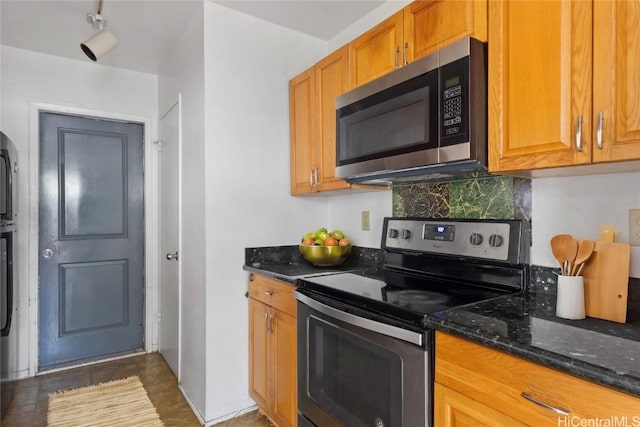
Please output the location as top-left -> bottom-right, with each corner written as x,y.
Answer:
157,3 -> 208,418
532,171 -> 640,278
201,2 -> 328,423
327,191 -> 392,247
0,45 -> 158,379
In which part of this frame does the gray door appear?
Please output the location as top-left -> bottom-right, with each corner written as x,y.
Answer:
38,112 -> 144,370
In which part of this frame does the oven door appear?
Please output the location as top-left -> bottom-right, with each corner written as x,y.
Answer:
295,291 -> 432,427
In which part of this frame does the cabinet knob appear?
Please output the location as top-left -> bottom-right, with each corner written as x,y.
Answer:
264,290 -> 274,296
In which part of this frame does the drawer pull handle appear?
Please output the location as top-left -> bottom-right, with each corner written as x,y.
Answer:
521,392 -> 570,416
264,291 -> 274,296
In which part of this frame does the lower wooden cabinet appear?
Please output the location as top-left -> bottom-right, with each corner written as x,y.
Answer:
435,332 -> 640,426
435,383 -> 525,427
248,274 -> 297,427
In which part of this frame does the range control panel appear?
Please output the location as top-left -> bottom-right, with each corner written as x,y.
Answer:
383,218 -> 529,264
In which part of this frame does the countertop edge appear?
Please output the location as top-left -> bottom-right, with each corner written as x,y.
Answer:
242,265 -> 299,285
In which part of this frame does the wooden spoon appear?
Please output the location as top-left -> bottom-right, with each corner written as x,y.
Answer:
563,238 -> 579,277
572,239 -> 596,276
550,234 -> 573,275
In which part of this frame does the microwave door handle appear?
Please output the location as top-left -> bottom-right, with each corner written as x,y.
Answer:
294,291 -> 424,347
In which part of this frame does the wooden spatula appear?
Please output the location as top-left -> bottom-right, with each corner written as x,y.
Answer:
550,234 -> 573,275
572,239 -> 596,276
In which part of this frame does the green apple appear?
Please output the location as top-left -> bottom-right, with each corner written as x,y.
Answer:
331,230 -> 345,240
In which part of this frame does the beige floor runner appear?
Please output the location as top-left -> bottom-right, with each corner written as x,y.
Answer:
48,375 -> 164,427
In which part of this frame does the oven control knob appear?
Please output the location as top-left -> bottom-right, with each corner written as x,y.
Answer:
388,228 -> 399,238
401,229 -> 411,239
469,232 -> 483,246
489,234 -> 504,248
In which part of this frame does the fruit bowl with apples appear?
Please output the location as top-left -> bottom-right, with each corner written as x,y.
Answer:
299,228 -> 352,266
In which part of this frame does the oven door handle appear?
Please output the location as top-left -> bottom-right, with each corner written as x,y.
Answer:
294,291 -> 424,347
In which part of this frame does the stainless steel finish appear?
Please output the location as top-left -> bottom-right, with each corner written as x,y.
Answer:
166,251 -> 179,261
383,218 -> 530,265
394,46 -> 400,69
576,115 -> 583,152
439,142 -> 471,162
403,42 -> 408,66
597,111 -> 604,149
385,219 -> 512,261
42,248 -> 53,259
521,392 -> 571,416
294,291 -> 424,346
336,146 -> 440,179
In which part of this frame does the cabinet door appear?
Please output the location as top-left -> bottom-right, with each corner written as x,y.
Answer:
488,0 -> 592,172
248,298 -> 270,409
270,309 -> 297,427
435,383 -> 525,427
316,46 -> 351,192
349,10 -> 404,88
290,67 -> 316,195
593,0 -> 640,162
404,0 -> 487,63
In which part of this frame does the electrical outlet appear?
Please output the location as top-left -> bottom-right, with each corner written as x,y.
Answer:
630,209 -> 640,246
361,211 -> 370,231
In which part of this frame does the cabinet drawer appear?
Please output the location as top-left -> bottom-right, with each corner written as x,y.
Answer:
249,274 -> 296,317
435,332 -> 640,425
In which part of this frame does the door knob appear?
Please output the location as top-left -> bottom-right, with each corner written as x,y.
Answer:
166,252 -> 179,261
42,248 -> 54,259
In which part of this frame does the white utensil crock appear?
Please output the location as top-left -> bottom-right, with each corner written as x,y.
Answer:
556,275 -> 586,320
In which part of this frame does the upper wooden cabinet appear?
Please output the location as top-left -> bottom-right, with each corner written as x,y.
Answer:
290,46 -> 352,195
350,0 -> 487,88
289,67 -> 316,194
349,11 -> 404,88
489,0 -> 640,173
592,0 -> 640,163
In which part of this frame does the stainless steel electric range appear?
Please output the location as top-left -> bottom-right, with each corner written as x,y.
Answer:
294,217 -> 530,427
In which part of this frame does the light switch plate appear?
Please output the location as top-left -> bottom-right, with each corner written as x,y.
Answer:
630,209 -> 640,246
361,211 -> 370,231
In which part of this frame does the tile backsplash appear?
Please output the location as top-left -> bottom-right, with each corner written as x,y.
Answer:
392,175 -> 532,221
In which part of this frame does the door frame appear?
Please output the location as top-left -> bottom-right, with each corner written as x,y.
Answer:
27,102 -> 159,375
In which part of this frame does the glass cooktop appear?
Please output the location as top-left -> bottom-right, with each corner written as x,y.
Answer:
298,269 -> 511,327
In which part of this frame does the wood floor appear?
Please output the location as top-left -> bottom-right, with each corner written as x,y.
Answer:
0,352 -> 272,426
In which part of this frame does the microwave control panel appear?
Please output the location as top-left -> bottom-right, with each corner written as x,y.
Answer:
440,56 -> 469,145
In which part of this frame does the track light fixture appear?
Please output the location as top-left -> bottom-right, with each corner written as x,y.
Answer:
81,0 -> 118,61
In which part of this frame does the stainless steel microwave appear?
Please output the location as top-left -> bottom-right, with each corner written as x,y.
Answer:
335,37 -> 487,184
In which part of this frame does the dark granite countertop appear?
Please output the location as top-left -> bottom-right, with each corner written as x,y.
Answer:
243,245 -> 382,284
243,246 -> 640,398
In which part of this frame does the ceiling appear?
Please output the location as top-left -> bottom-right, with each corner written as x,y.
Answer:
0,0 -> 385,75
